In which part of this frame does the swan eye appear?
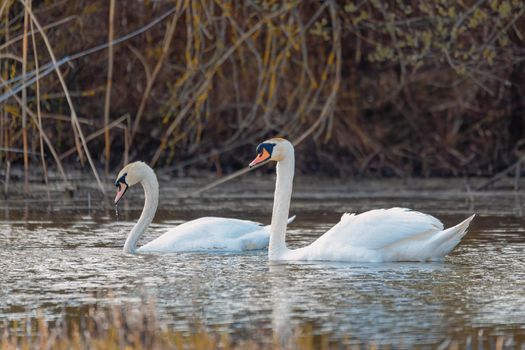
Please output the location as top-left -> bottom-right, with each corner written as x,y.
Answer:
250,143 -> 276,167
115,173 -> 128,187
256,143 -> 276,156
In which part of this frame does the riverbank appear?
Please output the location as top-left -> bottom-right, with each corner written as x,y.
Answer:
2,167 -> 525,216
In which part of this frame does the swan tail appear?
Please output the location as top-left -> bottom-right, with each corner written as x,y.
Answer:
430,214 -> 475,257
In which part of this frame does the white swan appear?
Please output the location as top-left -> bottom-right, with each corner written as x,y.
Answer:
249,138 -> 475,262
114,161 -> 294,254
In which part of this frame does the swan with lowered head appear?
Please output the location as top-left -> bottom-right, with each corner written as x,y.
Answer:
249,138 -> 475,262
114,161 -> 294,254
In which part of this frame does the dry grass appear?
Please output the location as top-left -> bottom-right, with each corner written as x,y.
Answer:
0,302 -> 521,350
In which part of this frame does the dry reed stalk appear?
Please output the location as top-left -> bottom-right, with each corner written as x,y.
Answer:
0,109 -> 3,172
129,0 -> 183,145
123,123 -> 129,166
127,45 -> 151,82
41,113 -> 95,126
3,160 -> 10,196
103,0 -> 115,175
0,24 -> 5,171
0,76 -> 69,188
29,10 -> 49,197
2,4 -> 11,194
0,0 -> 11,19
0,53 -> 23,63
19,0 -> 105,194
21,0 -> 29,194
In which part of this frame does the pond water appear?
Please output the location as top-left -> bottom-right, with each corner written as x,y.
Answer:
1,178 -> 525,347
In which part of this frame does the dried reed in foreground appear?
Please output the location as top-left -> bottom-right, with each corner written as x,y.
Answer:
0,302 -> 521,350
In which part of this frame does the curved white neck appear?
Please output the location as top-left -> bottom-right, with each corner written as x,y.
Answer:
123,168 -> 159,253
269,153 -> 294,260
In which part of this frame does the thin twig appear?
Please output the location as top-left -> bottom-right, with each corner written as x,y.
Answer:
103,0 -> 116,175
0,53 -> 23,62
0,15 -> 77,52
0,147 -> 43,156
59,114 -> 130,160
187,162 -> 265,198
476,154 -> 525,190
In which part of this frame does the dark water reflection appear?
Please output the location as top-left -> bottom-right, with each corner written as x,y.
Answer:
1,195 -> 525,347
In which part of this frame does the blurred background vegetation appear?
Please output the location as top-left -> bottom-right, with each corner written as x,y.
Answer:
1,0 -> 525,187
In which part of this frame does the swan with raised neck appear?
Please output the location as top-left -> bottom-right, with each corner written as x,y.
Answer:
249,138 -> 475,262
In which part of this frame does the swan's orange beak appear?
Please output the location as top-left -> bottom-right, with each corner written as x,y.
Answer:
249,148 -> 271,167
114,183 -> 128,204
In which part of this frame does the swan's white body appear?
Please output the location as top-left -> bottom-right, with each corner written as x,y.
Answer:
252,138 -> 474,262
137,217 -> 272,253
116,162 -> 293,254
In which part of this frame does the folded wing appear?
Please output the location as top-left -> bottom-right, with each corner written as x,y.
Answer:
313,207 -> 444,250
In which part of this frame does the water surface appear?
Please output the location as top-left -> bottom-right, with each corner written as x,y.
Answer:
1,184 -> 525,347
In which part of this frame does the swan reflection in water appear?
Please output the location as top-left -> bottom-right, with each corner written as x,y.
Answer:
267,260 -> 464,346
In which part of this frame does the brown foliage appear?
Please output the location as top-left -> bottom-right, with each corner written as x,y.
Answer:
1,0 -> 525,180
